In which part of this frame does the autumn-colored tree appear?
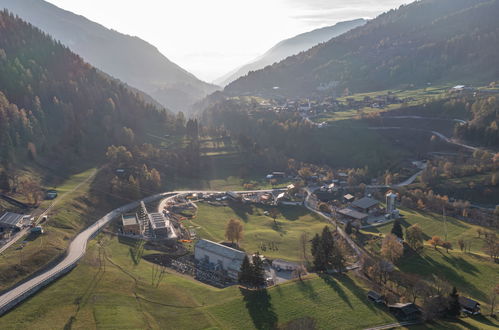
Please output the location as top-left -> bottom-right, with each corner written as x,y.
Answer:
318,203 -> 331,214
381,234 -> 404,263
225,219 -> 244,245
406,224 -> 424,252
429,236 -> 443,250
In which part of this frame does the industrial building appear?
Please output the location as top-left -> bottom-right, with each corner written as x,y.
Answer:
194,239 -> 246,280
121,213 -> 142,235
148,212 -> 172,238
0,212 -> 31,231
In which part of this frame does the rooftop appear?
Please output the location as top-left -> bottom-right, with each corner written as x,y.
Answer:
0,212 -> 28,227
338,208 -> 368,220
122,214 -> 139,227
352,197 -> 380,210
149,212 -> 168,229
459,296 -> 480,309
196,239 -> 246,262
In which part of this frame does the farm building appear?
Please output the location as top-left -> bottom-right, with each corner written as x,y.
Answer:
351,197 -> 380,213
388,303 -> 421,320
194,239 -> 246,280
459,296 -> 481,315
338,208 -> 368,222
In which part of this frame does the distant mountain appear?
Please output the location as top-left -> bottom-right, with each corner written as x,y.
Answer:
0,0 -> 219,113
214,19 -> 366,87
225,0 -> 499,97
0,9 -> 174,167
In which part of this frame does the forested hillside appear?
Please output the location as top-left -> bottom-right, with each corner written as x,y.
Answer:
0,0 -> 219,113
225,0 -> 499,97
214,19 -> 366,87
0,10 -> 174,169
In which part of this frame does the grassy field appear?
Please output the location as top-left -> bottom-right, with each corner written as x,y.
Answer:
363,207 -> 496,253
186,203 -> 327,262
363,208 -> 499,308
1,234 -> 496,329
0,168 -> 101,291
0,235 -> 400,330
314,85 -> 454,123
398,247 -> 499,307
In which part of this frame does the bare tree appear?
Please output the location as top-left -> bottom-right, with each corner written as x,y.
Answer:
269,208 -> 280,224
225,219 -> 244,246
292,264 -> 307,281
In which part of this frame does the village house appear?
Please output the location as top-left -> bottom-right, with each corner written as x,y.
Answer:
388,303 -> 421,320
459,296 -> 481,315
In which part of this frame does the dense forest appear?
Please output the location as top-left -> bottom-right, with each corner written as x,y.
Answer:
225,0 -> 499,97
455,95 -> 499,147
0,10 -> 175,170
202,97 -> 403,174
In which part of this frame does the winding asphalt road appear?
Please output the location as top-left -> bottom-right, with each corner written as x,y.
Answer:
0,189 -> 284,316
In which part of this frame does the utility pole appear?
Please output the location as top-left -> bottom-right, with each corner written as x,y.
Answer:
443,206 -> 448,242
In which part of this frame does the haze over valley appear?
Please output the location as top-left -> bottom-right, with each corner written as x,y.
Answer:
0,1 -> 498,329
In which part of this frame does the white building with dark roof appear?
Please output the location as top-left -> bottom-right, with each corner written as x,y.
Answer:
194,239 -> 246,280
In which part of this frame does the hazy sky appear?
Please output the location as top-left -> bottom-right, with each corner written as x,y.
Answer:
45,0 -> 409,82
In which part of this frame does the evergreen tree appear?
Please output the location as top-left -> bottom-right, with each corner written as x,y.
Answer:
345,221 -> 353,235
311,233 -> 320,257
391,219 -> 404,240
251,252 -> 266,288
447,287 -> 461,317
0,170 -> 10,191
313,240 -> 327,271
238,255 -> 253,288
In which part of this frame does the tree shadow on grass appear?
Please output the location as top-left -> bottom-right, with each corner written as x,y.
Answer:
296,279 -> 319,301
278,206 -> 309,221
228,202 -> 253,222
441,254 -> 480,276
240,288 -> 278,330
339,275 -> 380,313
271,221 -> 287,235
319,274 -> 352,309
399,252 -> 486,301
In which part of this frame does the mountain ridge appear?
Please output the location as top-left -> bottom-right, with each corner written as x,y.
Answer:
0,0 -> 219,113
214,18 -> 366,87
224,0 -> 499,97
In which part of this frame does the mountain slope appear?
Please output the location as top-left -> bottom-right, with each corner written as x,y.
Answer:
225,0 -> 499,97
214,19 -> 366,87
0,9 -> 174,168
0,0 -> 219,112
